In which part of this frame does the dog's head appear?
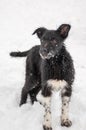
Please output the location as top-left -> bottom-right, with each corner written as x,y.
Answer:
33,24 -> 71,59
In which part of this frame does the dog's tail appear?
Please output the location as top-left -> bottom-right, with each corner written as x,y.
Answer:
10,50 -> 30,57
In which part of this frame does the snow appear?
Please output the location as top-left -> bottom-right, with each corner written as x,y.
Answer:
0,0 -> 86,130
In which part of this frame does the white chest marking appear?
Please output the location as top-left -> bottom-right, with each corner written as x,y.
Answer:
47,79 -> 67,91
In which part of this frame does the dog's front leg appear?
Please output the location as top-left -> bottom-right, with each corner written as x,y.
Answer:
61,85 -> 72,127
37,82 -> 52,130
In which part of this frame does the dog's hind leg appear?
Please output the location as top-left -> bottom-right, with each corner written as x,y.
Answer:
29,85 -> 41,104
20,85 -> 40,106
20,74 -> 40,106
20,86 -> 29,106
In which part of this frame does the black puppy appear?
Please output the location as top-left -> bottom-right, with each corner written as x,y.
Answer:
10,24 -> 75,130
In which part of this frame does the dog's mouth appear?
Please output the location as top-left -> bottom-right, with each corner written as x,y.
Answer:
40,52 -> 54,59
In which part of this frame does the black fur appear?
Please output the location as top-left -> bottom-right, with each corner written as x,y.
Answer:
10,24 -> 75,106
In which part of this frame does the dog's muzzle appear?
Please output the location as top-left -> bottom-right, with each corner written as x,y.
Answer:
40,52 -> 54,59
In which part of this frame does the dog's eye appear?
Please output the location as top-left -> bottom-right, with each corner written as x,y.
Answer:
50,37 -> 57,44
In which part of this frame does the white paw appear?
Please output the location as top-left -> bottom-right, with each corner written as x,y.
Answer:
43,119 -> 52,130
61,118 -> 72,127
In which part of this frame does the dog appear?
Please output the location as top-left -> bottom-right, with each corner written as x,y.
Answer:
10,24 -> 75,130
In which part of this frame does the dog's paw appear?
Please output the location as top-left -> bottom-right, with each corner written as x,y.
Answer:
43,119 -> 52,130
61,119 -> 72,127
43,125 -> 52,130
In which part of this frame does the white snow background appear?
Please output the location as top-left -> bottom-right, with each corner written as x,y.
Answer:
0,0 -> 86,130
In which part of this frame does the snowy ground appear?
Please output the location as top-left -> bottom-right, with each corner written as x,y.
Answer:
0,0 -> 86,130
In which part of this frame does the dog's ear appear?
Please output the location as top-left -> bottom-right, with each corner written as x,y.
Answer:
32,27 -> 46,38
57,24 -> 71,38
